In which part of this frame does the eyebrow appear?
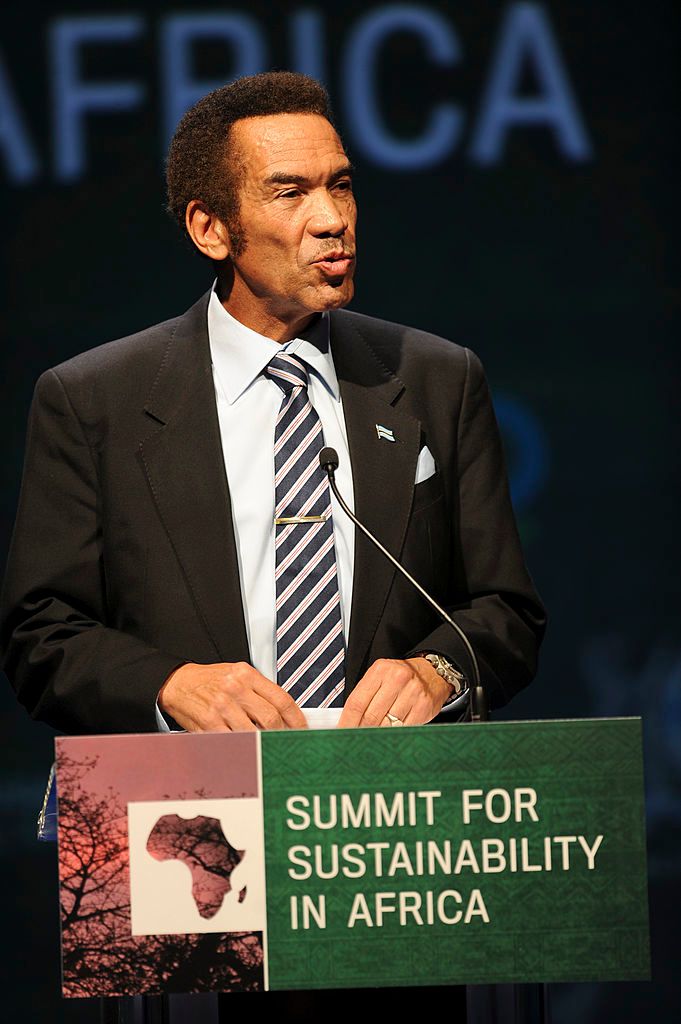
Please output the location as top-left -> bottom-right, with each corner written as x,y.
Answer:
263,163 -> 355,188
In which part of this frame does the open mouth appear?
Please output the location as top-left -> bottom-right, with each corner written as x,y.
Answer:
313,253 -> 355,274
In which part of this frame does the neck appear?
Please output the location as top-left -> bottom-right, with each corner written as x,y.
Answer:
216,270 -> 315,343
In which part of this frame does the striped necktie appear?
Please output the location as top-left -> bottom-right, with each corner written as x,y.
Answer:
266,352 -> 346,708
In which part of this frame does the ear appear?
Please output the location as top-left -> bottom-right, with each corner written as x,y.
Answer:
185,200 -> 231,261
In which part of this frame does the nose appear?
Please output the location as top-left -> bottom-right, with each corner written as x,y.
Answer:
307,188 -> 349,237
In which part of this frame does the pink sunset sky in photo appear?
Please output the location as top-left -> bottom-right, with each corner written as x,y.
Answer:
55,731 -> 259,801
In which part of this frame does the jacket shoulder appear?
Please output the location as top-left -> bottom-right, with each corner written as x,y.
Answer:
332,307 -> 474,378
44,312 -> 184,388
32,291 -> 211,418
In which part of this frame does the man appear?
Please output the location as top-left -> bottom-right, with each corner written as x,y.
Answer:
1,72 -> 545,735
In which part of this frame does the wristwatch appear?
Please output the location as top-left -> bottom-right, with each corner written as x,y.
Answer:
415,651 -> 467,707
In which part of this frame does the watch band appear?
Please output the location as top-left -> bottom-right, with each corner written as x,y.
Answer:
415,651 -> 467,706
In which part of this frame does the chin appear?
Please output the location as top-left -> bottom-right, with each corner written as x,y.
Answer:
316,280 -> 355,311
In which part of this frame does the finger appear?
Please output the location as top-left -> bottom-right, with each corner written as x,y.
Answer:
356,660 -> 418,727
232,665 -> 307,729
358,678 -> 404,728
166,688 -> 232,733
212,693 -> 259,733
174,708 -> 230,733
251,677 -> 308,729
240,692 -> 288,731
381,713 -> 405,728
338,668 -> 384,728
177,699 -> 255,734
273,692 -> 308,730
392,691 -> 432,727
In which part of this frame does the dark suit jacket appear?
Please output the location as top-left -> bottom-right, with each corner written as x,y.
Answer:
1,292 -> 545,734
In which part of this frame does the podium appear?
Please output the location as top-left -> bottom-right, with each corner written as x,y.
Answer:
43,718 -> 649,1022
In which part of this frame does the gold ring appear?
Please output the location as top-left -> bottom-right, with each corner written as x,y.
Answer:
386,713 -> 403,727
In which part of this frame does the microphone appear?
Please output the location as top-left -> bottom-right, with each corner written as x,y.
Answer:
318,447 -> 487,722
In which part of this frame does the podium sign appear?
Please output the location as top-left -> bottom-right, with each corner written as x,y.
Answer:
55,718 -> 649,998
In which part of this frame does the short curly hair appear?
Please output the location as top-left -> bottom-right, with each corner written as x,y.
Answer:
166,71 -> 335,256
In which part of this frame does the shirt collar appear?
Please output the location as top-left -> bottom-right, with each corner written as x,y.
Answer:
207,285 -> 340,405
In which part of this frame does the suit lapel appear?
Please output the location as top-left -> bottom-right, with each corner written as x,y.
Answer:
330,313 -> 422,690
137,297 -> 420,684
139,293 -> 250,663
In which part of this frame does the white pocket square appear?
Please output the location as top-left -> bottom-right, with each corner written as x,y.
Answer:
415,445 -> 437,484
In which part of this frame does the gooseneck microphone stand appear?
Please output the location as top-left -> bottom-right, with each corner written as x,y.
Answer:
319,447 -> 550,1024
318,446 -> 488,723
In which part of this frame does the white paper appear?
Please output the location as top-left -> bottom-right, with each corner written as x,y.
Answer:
302,708 -> 343,729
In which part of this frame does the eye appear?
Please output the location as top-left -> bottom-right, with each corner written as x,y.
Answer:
279,188 -> 303,199
334,179 -> 353,193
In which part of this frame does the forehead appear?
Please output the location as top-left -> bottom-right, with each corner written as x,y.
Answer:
230,113 -> 348,179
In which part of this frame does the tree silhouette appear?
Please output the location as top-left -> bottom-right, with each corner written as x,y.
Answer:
57,753 -> 263,997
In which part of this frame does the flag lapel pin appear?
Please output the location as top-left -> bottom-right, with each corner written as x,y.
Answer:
375,424 -> 396,442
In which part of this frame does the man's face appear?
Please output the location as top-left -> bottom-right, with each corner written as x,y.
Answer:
223,113 -> 357,335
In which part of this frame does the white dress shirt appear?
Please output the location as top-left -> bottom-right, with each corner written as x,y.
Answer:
208,289 -> 355,680
156,290 -> 355,728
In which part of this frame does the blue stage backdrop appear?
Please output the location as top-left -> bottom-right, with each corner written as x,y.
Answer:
1,2 -> 679,1020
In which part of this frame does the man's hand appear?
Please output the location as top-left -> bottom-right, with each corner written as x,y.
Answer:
337,657 -> 451,728
158,662 -> 308,732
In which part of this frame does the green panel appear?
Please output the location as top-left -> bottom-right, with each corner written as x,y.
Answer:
261,719 -> 649,989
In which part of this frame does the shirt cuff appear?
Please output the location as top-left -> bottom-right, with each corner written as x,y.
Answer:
437,685 -> 470,714
154,700 -> 184,732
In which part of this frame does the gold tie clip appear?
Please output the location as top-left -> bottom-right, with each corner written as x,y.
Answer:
275,515 -> 327,525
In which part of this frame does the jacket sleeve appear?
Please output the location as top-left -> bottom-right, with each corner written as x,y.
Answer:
407,348 -> 547,710
0,369 -> 184,734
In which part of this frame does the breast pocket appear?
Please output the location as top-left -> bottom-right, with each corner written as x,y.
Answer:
403,473 -> 449,596
411,471 -> 444,514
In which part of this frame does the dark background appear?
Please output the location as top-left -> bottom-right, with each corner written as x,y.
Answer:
1,1 -> 679,1019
